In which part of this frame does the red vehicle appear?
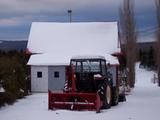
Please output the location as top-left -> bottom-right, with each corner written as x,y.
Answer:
48,56 -> 126,112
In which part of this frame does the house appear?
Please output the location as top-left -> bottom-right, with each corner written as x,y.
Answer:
27,22 -> 120,92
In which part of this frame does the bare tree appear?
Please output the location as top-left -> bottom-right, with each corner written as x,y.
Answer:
119,0 -> 137,88
155,0 -> 160,86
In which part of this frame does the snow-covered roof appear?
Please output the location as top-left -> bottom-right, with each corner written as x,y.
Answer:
27,53 -> 70,66
27,22 -> 120,66
71,55 -> 106,60
105,54 -> 119,65
27,53 -> 119,66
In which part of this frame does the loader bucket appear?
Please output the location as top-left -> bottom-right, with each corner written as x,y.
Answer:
48,91 -> 101,113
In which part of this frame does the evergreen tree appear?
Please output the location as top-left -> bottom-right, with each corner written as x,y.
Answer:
0,50 -> 28,106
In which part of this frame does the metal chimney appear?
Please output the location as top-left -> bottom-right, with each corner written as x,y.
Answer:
68,10 -> 72,22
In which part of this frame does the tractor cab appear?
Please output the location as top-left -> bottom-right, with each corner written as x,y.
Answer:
70,56 -> 108,93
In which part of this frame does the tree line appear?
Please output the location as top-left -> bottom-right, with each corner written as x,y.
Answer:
139,47 -> 155,70
119,0 -> 160,88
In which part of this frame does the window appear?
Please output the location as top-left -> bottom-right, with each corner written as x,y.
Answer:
82,60 -> 100,72
37,72 -> 42,78
54,71 -> 59,78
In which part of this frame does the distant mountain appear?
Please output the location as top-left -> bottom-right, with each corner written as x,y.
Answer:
0,40 -> 27,51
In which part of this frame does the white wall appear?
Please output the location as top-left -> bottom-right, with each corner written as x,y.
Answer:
31,66 -> 48,92
48,66 -> 66,91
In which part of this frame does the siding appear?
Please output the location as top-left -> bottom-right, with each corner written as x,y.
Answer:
31,66 -> 48,92
48,66 -> 66,91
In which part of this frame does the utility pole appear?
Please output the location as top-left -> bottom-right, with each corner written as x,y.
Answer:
68,10 -> 72,22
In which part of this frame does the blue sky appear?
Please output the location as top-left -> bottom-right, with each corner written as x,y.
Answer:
0,0 -> 157,40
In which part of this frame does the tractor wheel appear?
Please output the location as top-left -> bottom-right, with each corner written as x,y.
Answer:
105,84 -> 112,108
98,82 -> 112,109
102,84 -> 112,109
111,87 -> 119,106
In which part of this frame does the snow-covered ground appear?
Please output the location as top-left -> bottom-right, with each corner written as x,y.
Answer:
1,63 -> 160,120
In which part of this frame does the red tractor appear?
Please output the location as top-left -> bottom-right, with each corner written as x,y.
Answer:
48,56 -> 126,112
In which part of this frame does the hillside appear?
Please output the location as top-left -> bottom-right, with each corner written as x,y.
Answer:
0,40 -> 27,51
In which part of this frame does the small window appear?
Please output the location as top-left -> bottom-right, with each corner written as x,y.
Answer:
54,71 -> 59,78
37,72 -> 42,78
